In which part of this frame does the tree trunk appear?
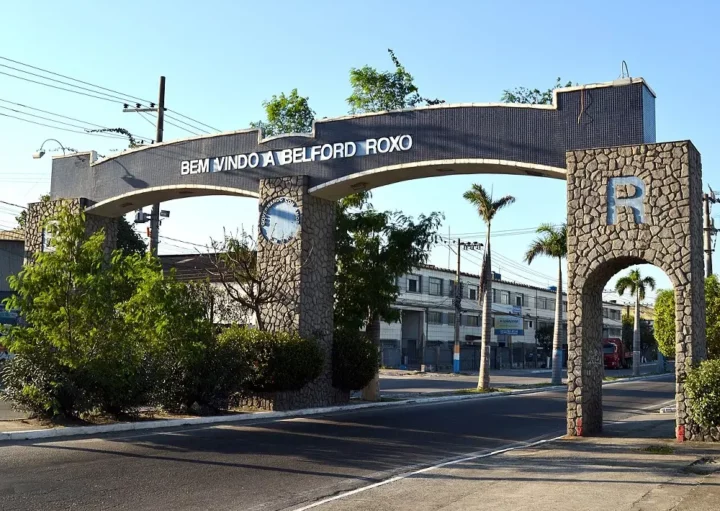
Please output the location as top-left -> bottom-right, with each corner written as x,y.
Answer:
633,289 -> 641,376
478,229 -> 492,390
361,314 -> 382,401
551,257 -> 563,385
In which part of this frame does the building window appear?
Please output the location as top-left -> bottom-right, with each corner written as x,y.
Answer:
602,307 -> 609,318
547,299 -> 555,311
464,315 -> 479,327
446,312 -> 455,325
428,277 -> 442,296
492,289 -> 498,303
468,285 -> 478,301
515,294 -> 524,307
563,301 -> 568,312
428,311 -> 443,324
524,320 -> 534,329
407,275 -> 420,293
500,291 -> 510,304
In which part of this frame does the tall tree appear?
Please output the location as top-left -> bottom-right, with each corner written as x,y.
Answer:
501,77 -> 573,105
524,223 -> 567,384
335,192 -> 442,398
347,49 -> 443,114
463,184 -> 515,390
615,268 -> 656,376
654,289 -> 675,359
250,89 -> 315,137
654,275 -> 720,360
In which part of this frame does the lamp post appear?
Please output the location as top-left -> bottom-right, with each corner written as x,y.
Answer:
32,139 -> 67,159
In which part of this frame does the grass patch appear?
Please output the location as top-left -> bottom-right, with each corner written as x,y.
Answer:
639,445 -> 675,455
454,387 -> 502,394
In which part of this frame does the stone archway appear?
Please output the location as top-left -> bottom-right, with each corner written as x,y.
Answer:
566,141 -> 706,441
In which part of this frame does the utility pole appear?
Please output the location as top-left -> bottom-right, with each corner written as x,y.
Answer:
123,76 -> 165,256
453,239 -> 462,374
451,240 -> 484,374
704,191 -> 718,278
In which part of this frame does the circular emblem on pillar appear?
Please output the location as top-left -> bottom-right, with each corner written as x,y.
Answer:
260,197 -> 301,244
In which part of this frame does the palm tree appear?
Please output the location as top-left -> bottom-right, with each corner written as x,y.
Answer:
524,223 -> 567,385
463,184 -> 515,390
615,268 -> 656,376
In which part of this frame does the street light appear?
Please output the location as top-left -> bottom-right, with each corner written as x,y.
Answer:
32,139 -> 67,159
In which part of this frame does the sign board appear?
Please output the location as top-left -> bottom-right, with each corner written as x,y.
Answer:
494,315 -> 524,336
511,305 -> 522,316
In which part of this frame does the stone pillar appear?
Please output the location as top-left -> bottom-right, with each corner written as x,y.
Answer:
25,198 -> 117,262
566,141 -> 706,439
257,176 -> 345,409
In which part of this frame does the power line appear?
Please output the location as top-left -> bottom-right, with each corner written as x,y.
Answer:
0,98 -> 153,141
166,109 -> 220,133
0,70 -> 126,105
0,62 -> 140,105
0,112 -> 131,140
0,200 -> 26,209
0,67 -> 206,137
139,110 -> 204,136
0,54 -> 220,133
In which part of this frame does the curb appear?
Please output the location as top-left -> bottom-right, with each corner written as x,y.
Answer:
0,372 -> 672,443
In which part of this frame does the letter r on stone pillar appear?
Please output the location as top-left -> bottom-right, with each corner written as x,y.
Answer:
607,176 -> 646,225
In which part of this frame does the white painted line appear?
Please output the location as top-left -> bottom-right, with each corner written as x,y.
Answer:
292,434 -> 565,511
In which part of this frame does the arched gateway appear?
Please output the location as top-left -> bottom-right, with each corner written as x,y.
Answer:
27,78 -> 709,438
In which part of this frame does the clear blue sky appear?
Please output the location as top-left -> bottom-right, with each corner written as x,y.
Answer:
1,0 -> 718,306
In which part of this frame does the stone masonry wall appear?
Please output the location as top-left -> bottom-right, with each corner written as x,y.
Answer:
256,176 -> 346,410
25,198 -> 117,262
566,141 -> 706,440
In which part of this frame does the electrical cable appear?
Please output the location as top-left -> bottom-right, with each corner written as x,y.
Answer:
0,112 -> 133,140
0,55 -> 221,133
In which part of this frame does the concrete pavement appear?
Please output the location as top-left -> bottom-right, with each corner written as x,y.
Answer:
307,413 -> 720,511
379,363 -> 664,396
0,376 -> 676,510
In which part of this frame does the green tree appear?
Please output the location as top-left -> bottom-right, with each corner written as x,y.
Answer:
250,89 -> 315,137
524,223 -> 567,384
463,184 -> 515,390
654,289 -> 675,358
535,324 -> 554,359
335,192 -> 442,399
347,49 -> 443,114
655,276 -> 720,361
615,268 -> 656,376
707,275 -> 720,360
2,205 -> 151,416
621,314 -> 656,359
501,77 -> 573,104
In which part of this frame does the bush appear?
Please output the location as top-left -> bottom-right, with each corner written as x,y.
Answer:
218,326 -> 324,393
685,359 -> 720,427
332,330 -> 379,392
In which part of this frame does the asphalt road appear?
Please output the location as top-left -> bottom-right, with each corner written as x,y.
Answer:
0,376 -> 674,511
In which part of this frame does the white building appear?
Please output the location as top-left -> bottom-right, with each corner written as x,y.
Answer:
379,264 -> 624,371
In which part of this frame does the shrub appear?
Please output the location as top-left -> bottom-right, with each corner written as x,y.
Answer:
685,359 -> 720,427
332,330 -> 379,392
218,326 -> 324,393
0,353 -> 88,418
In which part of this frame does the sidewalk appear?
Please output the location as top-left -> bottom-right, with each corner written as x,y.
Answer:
305,412 -> 720,511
